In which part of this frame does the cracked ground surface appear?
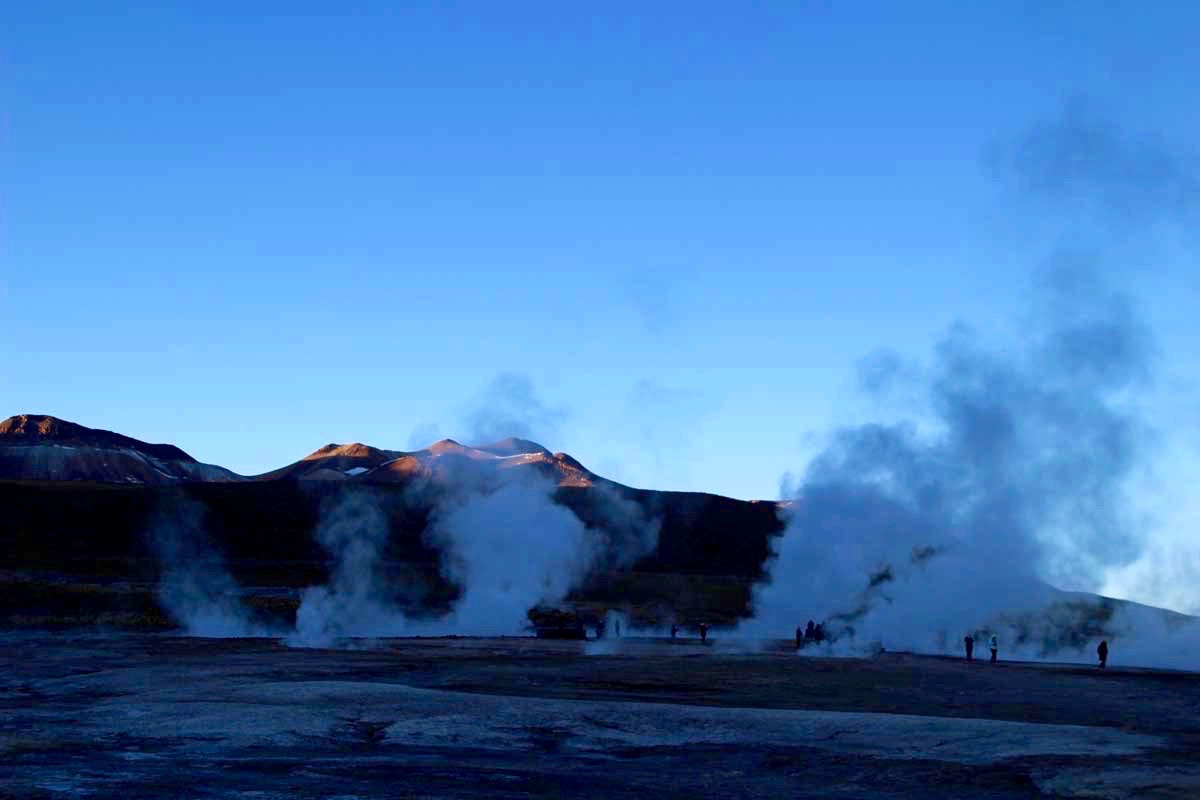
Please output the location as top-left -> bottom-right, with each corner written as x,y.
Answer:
3,634 -> 1200,798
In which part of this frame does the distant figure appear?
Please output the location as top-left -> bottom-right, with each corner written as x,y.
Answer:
1097,640 -> 1108,669
615,620 -> 621,639
671,624 -> 678,640
596,620 -> 607,640
796,626 -> 803,650
989,633 -> 999,663
964,634 -> 974,661
699,622 -> 709,643
805,620 -> 816,640
814,623 -> 825,644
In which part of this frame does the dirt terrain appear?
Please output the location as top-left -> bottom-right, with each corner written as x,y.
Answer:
3,635 -> 1199,798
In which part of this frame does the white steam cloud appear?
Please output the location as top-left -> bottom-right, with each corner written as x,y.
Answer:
427,475 -> 593,636
746,104 -> 1200,669
149,494 -> 267,637
284,465 -> 659,643
288,490 -> 409,647
745,259 -> 1159,658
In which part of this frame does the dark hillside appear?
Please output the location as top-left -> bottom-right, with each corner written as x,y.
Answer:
0,478 -> 783,629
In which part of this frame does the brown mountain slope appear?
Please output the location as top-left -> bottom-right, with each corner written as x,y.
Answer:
363,439 -> 595,488
0,415 -> 243,485
0,414 -> 195,462
254,442 -> 403,481
262,437 -> 597,489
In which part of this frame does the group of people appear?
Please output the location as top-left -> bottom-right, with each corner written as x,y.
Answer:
964,633 -> 1110,669
605,617 -> 1109,666
795,619 -> 826,649
962,632 -> 999,662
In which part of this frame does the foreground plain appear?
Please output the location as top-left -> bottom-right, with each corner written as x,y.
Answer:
3,635 -> 1200,798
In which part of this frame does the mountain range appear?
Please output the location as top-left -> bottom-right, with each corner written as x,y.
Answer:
0,414 -> 613,491
1,414 -> 1180,647
0,413 -> 782,630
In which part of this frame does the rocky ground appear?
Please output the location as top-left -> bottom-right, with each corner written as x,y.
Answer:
3,634 -> 1200,798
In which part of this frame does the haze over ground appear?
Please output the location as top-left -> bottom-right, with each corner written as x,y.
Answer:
2,4 -> 1198,615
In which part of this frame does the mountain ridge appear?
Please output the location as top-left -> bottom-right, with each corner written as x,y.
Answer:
260,434 -> 600,489
0,414 -> 637,494
1,414 -> 1190,647
0,414 -> 197,463
0,414 -> 242,485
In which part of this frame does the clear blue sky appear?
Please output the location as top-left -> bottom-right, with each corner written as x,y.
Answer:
2,2 -> 1197,524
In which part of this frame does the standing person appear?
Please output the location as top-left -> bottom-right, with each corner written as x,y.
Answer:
964,633 -> 975,661
699,622 -> 709,643
615,619 -> 621,639
1097,640 -> 1108,669
989,633 -> 999,663
796,626 -> 803,650
670,624 -> 678,640
805,620 -> 816,640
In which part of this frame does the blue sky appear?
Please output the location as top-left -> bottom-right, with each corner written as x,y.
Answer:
2,3 -> 1198,608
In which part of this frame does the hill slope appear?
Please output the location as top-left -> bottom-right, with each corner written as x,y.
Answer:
257,437 -> 597,489
0,414 -> 786,629
0,415 -> 243,484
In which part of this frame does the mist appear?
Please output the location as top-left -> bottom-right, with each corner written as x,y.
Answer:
149,493 -> 267,638
283,476 -> 591,645
406,372 -> 658,635
425,475 -> 591,635
424,466 -> 660,635
465,372 -> 567,447
746,104 -> 1200,665
745,259 -> 1157,657
284,457 -> 660,643
288,489 -> 409,647
1000,99 -> 1200,228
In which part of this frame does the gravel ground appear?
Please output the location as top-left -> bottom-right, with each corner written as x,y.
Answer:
2,634 -> 1199,798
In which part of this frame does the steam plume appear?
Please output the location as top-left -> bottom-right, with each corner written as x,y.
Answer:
284,459 -> 660,643
999,100 -> 1200,226
746,259 -> 1155,655
149,493 -> 265,637
289,489 -> 409,647
465,372 -> 566,446
425,476 -> 588,634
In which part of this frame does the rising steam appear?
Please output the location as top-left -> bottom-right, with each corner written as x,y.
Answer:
149,493 -> 266,637
744,103 -> 1200,667
427,475 -> 592,635
288,489 -> 409,647
746,258 -> 1156,656
285,452 -> 660,642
